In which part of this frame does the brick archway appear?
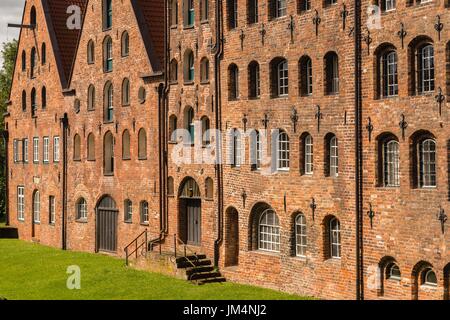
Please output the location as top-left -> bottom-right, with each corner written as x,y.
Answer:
178,177 -> 202,246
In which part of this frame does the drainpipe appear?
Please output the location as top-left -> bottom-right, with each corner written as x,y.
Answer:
60,113 -> 69,250
2,129 -> 9,226
213,0 -> 224,268
354,0 -> 364,300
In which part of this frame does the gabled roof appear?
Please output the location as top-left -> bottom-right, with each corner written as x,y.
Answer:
131,0 -> 165,73
42,0 -> 88,88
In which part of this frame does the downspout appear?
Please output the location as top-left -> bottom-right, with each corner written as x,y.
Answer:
213,0 -> 224,268
354,0 -> 364,300
60,113 -> 69,250
2,128 -> 9,226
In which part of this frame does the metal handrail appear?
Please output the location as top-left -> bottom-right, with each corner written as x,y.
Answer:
124,229 -> 147,266
173,234 -> 200,270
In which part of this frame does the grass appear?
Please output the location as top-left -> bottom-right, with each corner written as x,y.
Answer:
0,214 -> 5,227
0,240 -> 311,300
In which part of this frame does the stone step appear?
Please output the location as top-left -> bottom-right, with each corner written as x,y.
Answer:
195,277 -> 227,285
189,271 -> 222,281
176,258 -> 212,269
185,265 -> 215,276
175,254 -> 207,264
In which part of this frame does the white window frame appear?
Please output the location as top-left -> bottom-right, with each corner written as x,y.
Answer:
141,201 -> 149,224
33,191 -> 40,223
53,136 -> 60,162
43,137 -> 49,163
420,139 -> 436,188
422,269 -> 437,287
277,131 -> 290,171
304,135 -> 313,174
277,60 -> 288,96
384,140 -> 399,187
295,214 -> 307,257
330,218 -> 341,259
384,0 -> 396,11
17,186 -> 25,221
276,0 -> 286,18
330,136 -> 339,177
49,196 -> 55,224
13,139 -> 19,163
387,263 -> 401,281
231,129 -> 242,168
23,138 -> 28,163
419,45 -> 435,94
77,198 -> 87,220
33,137 -> 39,163
125,200 -> 133,222
258,209 -> 280,252
383,51 -> 398,97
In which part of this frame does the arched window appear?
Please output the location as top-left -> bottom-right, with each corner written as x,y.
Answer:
104,82 -> 114,122
170,0 -> 178,26
138,129 -> 147,159
30,6 -> 37,26
250,130 -> 262,170
122,130 -> 131,159
205,177 -> 214,199
277,130 -> 290,170
247,0 -> 258,24
183,0 -> 195,27
383,139 -> 400,187
124,199 -> 132,222
73,134 -> 81,161
228,64 -> 239,100
103,0 -> 113,29
21,50 -> 26,71
325,134 -> 338,177
184,107 -> 195,144
41,43 -> 46,65
22,90 -> 27,111
76,198 -> 87,220
230,128 -> 242,167
104,131 -> 114,175
259,209 -> 280,252
33,190 -> 40,223
227,0 -> 238,29
386,262 -> 401,280
248,61 -> 260,99
201,116 -> 210,146
103,36 -> 113,72
301,133 -> 313,175
122,78 -> 130,106
167,177 -> 175,196
409,38 -> 434,95
295,213 -> 307,257
87,40 -> 95,64
31,88 -> 37,117
299,55 -> 313,96
184,49 -> 195,82
88,85 -> 95,110
420,139 -> 436,188
138,87 -> 146,103
329,217 -> 341,258
200,57 -> 209,83
121,31 -> 129,57
169,59 -> 178,83
201,0 -> 209,21
324,52 -> 339,94
30,47 -> 36,78
380,49 -> 398,97
140,201 -> 149,224
169,115 -> 178,142
421,268 -> 437,286
41,86 -> 47,109
270,57 -> 288,97
87,133 -> 95,161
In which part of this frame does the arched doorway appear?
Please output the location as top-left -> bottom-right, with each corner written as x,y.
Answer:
179,178 -> 201,245
225,207 -> 239,267
96,196 -> 118,253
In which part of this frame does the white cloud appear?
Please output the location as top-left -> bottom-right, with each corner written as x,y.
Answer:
0,0 -> 26,67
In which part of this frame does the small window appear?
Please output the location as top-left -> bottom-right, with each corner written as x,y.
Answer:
324,0 -> 338,7
418,44 -> 435,94
74,99 -> 81,114
103,37 -> 113,72
31,88 -> 37,117
230,129 -> 242,167
201,0 -> 209,21
22,90 -> 27,111
386,263 -> 401,280
277,130 -> 290,170
248,61 -> 260,99
184,107 -> 195,144
13,140 -> 19,163
30,6 -> 37,26
104,82 -> 114,122
383,139 -> 400,187
88,85 -> 95,110
124,199 -> 132,222
49,196 -> 55,225
41,87 -> 47,109
87,133 -> 95,161
329,217 -> 341,259
258,209 -> 280,252
184,50 -> 195,82
247,0 -> 258,24
200,58 -> 210,83
299,56 -> 313,96
250,130 -> 262,170
138,129 -> 147,159
303,133 -> 313,175
269,0 -> 286,20
53,136 -> 60,162
298,0 -> 311,12
73,134 -> 81,161
30,47 -> 36,78
41,43 -> 46,65
228,64 -> 239,100
21,51 -> 26,72
419,139 -> 436,188
201,116 -> 211,146
33,137 -> 39,163
122,130 -> 131,159
76,198 -> 87,221
324,52 -> 339,94
382,0 -> 396,12
104,131 -> 114,175
121,31 -> 129,57
167,177 -> 175,196
169,115 -> 178,142
170,0 -> 178,26
170,59 -> 178,83
140,201 -> 149,224
138,87 -> 146,103
205,177 -> 214,199
227,0 -> 238,29
23,138 -> 29,163
103,0 -> 113,29
325,134 -> 339,177
17,186 -> 25,221
43,137 -> 49,163
184,0 -> 195,27
122,78 -> 130,105
87,40 -> 95,64
421,268 -> 437,286
33,190 -> 40,223
295,214 -> 307,257
270,58 -> 288,97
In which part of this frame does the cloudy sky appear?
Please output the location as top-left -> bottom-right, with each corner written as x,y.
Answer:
0,0 -> 25,67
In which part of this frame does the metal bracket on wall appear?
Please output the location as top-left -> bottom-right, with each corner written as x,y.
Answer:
340,4 -> 349,30
435,15 -> 444,41
438,206 -> 447,234
398,114 -> 408,141
313,10 -> 321,37
239,30 -> 245,50
310,198 -> 317,221
366,117 -> 374,142
290,107 -> 298,133
315,105 -> 323,133
435,87 -> 445,116
367,203 -> 375,229
288,15 -> 295,43
260,24 -> 266,46
397,22 -> 407,49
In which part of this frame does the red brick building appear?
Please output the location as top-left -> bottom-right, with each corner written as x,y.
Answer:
4,0 -> 450,300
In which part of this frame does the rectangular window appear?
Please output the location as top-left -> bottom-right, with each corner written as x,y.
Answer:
385,0 -> 396,11
276,0 -> 287,17
188,0 -> 195,26
13,139 -> 19,163
43,137 -> 49,163
140,202 -> 149,224
23,138 -> 28,163
305,136 -> 313,174
17,186 -> 25,221
49,196 -> 55,224
33,137 -> 39,163
248,0 -> 258,24
54,136 -> 60,162
104,0 -> 113,29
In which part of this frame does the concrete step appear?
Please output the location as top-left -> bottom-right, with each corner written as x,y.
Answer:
189,271 -> 222,281
185,265 -> 215,276
175,254 -> 207,264
177,258 -> 212,269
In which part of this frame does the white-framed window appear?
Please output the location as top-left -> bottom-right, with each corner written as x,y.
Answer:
277,131 -> 290,170
418,44 -> 434,94
17,186 -> 25,221
330,218 -> 341,258
13,139 -> 19,163
76,198 -> 87,220
124,199 -> 132,222
386,263 -> 401,280
277,60 -> 288,96
251,130 -> 262,170
276,0 -> 286,17
305,134 -> 313,174
140,201 -> 149,224
382,51 -> 398,97
330,136 -> 339,177
33,137 -> 39,163
384,140 -> 399,187
258,209 -> 280,252
43,137 -> 49,163
33,190 -> 40,223
23,138 -> 28,163
231,129 -> 242,168
421,268 -> 437,287
295,214 -> 307,257
384,0 -> 396,11
49,196 -> 55,224
53,136 -> 60,162
420,139 -> 436,188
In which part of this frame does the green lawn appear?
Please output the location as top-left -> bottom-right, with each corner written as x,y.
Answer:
0,240 -> 310,300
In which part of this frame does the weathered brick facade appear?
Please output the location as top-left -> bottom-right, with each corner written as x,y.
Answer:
4,0 -> 450,300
